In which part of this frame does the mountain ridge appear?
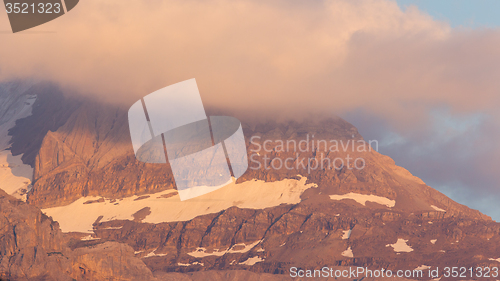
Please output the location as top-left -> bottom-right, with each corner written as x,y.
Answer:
1,81 -> 498,280
6,84 -> 489,222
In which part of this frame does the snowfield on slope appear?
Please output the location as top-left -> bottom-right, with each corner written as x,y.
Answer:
239,256 -> 264,265
341,247 -> 353,258
342,229 -> 351,240
0,94 -> 36,200
329,192 -> 395,208
42,176 -> 317,233
431,205 -> 446,212
386,238 -> 413,252
0,151 -> 33,199
188,240 -> 262,258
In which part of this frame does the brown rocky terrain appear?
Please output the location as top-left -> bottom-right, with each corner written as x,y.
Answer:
90,203 -> 500,278
0,188 -> 156,280
2,82 -> 499,280
2,83 -> 173,208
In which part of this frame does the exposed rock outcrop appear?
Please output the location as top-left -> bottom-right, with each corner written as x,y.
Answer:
0,189 -> 155,280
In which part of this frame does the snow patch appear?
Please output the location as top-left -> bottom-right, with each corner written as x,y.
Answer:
386,239 -> 413,252
415,265 -> 431,271
330,193 -> 395,208
239,256 -> 264,265
431,205 -> 446,212
341,247 -> 353,258
178,262 -> 204,266
143,249 -> 167,258
342,229 -> 352,240
42,176 -> 316,233
102,226 -> 123,230
0,151 -> 33,200
489,258 -> 500,263
187,240 -> 262,258
189,247 -> 225,258
0,94 -> 36,200
430,239 -> 437,244
80,235 -> 100,241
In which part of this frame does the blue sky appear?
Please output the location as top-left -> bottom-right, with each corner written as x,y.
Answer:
397,0 -> 500,28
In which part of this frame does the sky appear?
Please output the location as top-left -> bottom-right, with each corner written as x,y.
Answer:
1,0 -> 500,219
349,0 -> 500,220
397,0 -> 500,28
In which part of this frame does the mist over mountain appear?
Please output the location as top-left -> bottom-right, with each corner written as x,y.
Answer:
3,0 -> 500,222
1,81 -> 499,280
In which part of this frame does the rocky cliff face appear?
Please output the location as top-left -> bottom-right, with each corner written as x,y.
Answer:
90,203 -> 500,278
0,188 -> 155,281
11,90 -> 175,208
0,188 -> 70,280
3,81 -> 499,280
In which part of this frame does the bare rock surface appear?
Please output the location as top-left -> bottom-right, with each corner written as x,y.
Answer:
0,188 -> 155,280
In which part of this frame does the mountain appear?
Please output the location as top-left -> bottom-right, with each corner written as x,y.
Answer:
1,81 -> 499,280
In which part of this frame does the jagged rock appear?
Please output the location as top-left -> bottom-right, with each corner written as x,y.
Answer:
0,189 -> 155,280
92,203 -> 500,277
71,242 -> 154,281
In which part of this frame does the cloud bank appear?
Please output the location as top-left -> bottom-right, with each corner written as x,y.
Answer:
0,1 -> 449,113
